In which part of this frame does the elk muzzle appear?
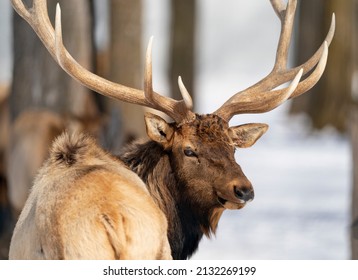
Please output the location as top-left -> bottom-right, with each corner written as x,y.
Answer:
217,178 -> 254,210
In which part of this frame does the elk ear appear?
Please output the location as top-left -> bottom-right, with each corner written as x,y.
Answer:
228,123 -> 269,148
144,112 -> 174,148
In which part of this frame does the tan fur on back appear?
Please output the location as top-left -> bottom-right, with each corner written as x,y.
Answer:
9,133 -> 171,260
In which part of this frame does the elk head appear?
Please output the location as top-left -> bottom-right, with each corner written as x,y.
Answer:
145,112 -> 267,210
11,0 -> 335,212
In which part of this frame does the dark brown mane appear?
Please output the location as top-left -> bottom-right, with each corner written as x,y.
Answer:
119,137 -> 224,259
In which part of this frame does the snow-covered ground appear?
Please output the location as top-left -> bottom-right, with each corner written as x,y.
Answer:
0,0 -> 351,259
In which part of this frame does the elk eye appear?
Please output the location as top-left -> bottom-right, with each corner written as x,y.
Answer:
184,147 -> 197,157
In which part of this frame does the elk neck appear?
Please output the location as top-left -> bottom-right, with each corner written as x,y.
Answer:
119,139 -> 224,260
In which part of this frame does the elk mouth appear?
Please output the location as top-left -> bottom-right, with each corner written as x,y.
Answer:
217,196 -> 228,206
217,195 -> 246,210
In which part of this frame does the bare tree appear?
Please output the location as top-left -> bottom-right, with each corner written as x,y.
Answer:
290,0 -> 351,132
10,0 -> 98,121
107,0 -> 145,147
169,0 -> 196,105
351,0 -> 358,261
352,109 -> 358,260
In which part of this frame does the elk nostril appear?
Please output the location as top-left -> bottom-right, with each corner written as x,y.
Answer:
234,187 -> 244,199
234,186 -> 254,202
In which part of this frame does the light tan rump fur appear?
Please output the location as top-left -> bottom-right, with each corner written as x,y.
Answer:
9,132 -> 171,260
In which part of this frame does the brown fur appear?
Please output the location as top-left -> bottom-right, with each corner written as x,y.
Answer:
9,133 -> 171,259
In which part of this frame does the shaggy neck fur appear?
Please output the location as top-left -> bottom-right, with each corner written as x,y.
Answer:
119,140 -> 224,260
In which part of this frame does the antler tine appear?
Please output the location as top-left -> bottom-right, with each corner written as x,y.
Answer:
178,76 -> 193,110
290,41 -> 328,99
214,0 -> 335,122
144,36 -> 154,103
287,13 -> 335,79
12,0 -> 194,124
142,36 -> 194,121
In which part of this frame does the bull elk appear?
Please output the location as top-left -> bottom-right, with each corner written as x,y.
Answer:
9,0 -> 335,260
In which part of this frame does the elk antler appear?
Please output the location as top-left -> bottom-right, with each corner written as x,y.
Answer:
214,0 -> 335,122
11,0 -> 195,123
12,0 -> 334,125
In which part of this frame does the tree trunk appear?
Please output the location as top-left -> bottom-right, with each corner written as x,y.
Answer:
169,0 -> 196,106
10,0 -> 98,121
106,0 -> 145,149
351,108 -> 358,260
290,0 -> 352,132
351,0 -> 358,260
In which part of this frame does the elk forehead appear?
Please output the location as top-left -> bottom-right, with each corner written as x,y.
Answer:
178,114 -> 232,146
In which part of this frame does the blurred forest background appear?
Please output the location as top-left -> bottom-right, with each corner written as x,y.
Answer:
0,0 -> 356,259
